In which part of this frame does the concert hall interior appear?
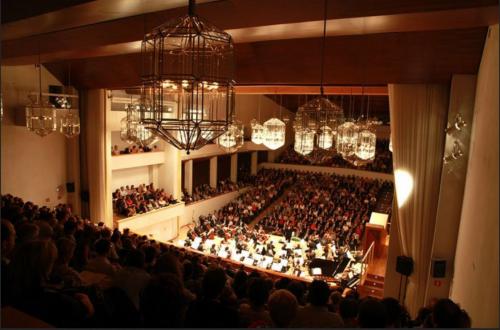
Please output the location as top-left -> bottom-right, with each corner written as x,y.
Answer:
1,0 -> 498,328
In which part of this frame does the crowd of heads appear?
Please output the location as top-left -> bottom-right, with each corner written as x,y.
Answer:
111,144 -> 158,156
182,179 -> 250,205
278,140 -> 393,174
258,172 -> 393,251
1,193 -> 470,328
112,183 -> 177,218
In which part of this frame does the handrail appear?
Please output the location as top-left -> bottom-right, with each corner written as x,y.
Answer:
360,241 -> 376,285
361,241 -> 375,264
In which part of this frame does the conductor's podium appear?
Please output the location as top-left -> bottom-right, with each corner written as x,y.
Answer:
363,212 -> 389,258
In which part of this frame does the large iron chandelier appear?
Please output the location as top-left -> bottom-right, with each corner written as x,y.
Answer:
293,0 -> 344,155
26,64 -> 57,137
140,0 -> 235,154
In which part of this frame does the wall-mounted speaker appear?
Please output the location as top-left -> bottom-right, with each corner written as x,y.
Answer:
432,259 -> 446,278
396,255 -> 414,276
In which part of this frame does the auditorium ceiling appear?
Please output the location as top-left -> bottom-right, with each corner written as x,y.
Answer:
2,0 -> 498,92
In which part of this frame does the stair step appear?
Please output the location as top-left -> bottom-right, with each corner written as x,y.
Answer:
364,279 -> 385,289
358,285 -> 384,299
367,273 -> 385,281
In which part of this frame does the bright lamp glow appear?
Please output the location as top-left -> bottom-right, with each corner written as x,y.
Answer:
394,169 -> 413,208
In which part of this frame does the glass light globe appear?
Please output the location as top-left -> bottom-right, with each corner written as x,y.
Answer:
294,128 -> 315,156
25,96 -> 57,137
262,118 -> 286,150
251,122 -> 265,145
217,122 -> 244,152
317,125 -> 333,150
355,129 -> 376,161
60,112 -> 80,138
336,121 -> 359,158
135,123 -> 158,147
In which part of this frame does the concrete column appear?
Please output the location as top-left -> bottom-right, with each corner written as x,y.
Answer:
251,151 -> 258,175
184,159 -> 193,194
230,153 -> 238,183
210,156 -> 218,188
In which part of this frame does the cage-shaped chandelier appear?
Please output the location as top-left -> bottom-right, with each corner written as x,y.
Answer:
294,128 -> 315,156
140,0 -> 235,154
262,118 -> 286,150
251,119 -> 265,145
121,103 -> 140,145
355,124 -> 376,161
26,64 -> 57,137
60,112 -> 80,138
217,120 -> 244,153
336,121 -> 359,158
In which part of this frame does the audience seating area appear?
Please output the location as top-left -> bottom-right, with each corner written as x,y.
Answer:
1,193 -> 471,327
112,183 -> 178,218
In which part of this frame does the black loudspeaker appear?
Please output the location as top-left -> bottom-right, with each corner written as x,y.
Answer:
396,256 -> 414,276
81,191 -> 90,202
432,259 -> 446,278
66,182 -> 75,193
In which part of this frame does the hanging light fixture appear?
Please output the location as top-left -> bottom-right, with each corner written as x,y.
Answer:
26,62 -> 57,137
294,128 -> 315,156
336,93 -> 359,158
217,117 -> 244,153
140,0 -> 235,154
133,92 -> 159,147
294,0 -> 344,154
263,95 -> 286,150
121,97 -> 140,145
58,64 -> 80,138
251,96 -> 265,145
355,95 -> 376,162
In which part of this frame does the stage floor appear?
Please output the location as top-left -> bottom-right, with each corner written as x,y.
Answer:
176,225 -> 363,282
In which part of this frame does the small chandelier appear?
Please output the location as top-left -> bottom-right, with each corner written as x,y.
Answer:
336,120 -> 359,158
26,64 -> 57,137
355,124 -> 376,161
140,0 -> 235,154
293,0 -> 344,154
251,119 -> 265,145
121,103 -> 140,145
60,112 -> 80,138
217,119 -> 244,153
294,128 -> 315,156
263,118 -> 286,150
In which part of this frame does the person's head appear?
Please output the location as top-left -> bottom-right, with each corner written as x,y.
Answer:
56,237 -> 76,265
232,270 -> 248,299
286,280 -> 306,305
329,291 -> 343,311
143,245 -> 158,265
16,222 -> 39,243
9,240 -> 58,296
247,277 -> 270,308
381,297 -> 405,327
340,298 -> 359,324
307,280 -> 330,307
202,267 -> 227,299
414,307 -> 432,327
35,221 -> 53,241
268,289 -> 298,327
94,238 -> 112,257
431,298 -> 467,328
1,220 -> 16,258
126,248 -> 145,269
357,298 -> 387,328
63,220 -> 77,236
154,252 -> 182,279
140,274 -> 187,327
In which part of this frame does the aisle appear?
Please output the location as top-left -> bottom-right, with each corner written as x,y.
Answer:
247,187 -> 292,229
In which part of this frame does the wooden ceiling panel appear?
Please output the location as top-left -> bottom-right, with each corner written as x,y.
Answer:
43,28 -> 487,89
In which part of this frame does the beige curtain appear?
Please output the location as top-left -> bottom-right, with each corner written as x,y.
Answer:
389,84 -> 449,316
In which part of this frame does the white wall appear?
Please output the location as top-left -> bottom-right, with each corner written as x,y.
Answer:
1,65 -> 68,206
450,25 -> 499,328
111,167 -> 152,191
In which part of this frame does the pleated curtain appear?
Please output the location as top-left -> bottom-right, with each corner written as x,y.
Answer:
388,84 -> 449,315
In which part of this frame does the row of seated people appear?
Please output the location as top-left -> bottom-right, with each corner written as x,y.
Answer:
277,140 -> 393,174
258,172 -> 393,251
111,144 -> 158,156
182,179 -> 248,205
1,194 -> 471,328
112,183 -> 178,218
